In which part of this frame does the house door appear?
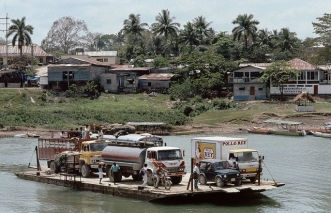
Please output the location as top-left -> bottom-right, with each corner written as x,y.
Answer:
314,85 -> 318,96
250,86 -> 255,95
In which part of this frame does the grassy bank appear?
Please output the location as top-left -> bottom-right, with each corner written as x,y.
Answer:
0,88 -> 187,130
1,88 -> 330,131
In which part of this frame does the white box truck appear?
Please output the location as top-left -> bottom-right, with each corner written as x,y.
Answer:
191,136 -> 262,183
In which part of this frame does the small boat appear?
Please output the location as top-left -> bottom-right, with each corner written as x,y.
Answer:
14,134 -> 27,138
27,133 -> 40,138
247,127 -> 270,134
311,131 -> 331,138
264,119 -> 306,136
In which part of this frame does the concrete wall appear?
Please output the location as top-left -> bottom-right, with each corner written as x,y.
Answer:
295,105 -> 314,112
100,73 -> 118,93
233,83 -> 266,101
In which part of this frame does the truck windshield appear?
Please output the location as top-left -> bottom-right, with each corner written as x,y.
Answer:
236,151 -> 259,162
89,143 -> 108,151
157,149 -> 182,160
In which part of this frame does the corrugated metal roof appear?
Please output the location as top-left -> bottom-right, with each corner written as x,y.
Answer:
239,63 -> 271,68
48,64 -> 91,67
234,65 -> 266,71
111,64 -> 150,71
139,73 -> 174,80
84,51 -> 117,57
0,44 -> 52,57
57,57 -> 112,67
289,58 -> 317,70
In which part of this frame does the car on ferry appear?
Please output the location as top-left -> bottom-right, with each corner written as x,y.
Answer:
198,159 -> 241,187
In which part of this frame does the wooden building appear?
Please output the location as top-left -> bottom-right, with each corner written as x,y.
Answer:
101,65 -> 150,93
47,57 -> 112,91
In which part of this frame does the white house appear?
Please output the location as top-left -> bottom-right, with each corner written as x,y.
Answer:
231,64 -> 269,101
61,50 -> 119,65
269,58 -> 329,96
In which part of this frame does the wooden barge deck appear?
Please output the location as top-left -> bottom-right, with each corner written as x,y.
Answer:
15,169 -> 284,202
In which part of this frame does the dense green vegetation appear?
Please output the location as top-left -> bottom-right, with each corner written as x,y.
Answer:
1,89 -> 331,131
0,89 -> 235,130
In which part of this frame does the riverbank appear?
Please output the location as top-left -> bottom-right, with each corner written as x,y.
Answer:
1,113 -> 330,138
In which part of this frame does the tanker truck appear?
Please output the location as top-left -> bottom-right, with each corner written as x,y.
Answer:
101,141 -> 186,185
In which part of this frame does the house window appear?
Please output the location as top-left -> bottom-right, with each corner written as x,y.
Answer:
104,58 -> 108,62
306,71 -> 318,80
148,82 -> 151,86
96,59 -> 103,62
250,72 -> 260,78
62,71 -> 74,80
258,87 -> 263,90
239,87 -> 245,90
106,79 -> 111,84
127,79 -> 134,84
298,72 -> 306,80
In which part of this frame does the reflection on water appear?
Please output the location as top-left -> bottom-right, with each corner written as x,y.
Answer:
1,134 -> 331,212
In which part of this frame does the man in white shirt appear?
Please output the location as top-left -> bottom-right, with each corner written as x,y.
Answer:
141,163 -> 148,187
193,162 -> 200,189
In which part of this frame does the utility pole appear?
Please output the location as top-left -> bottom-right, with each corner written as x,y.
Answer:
0,13 -> 9,69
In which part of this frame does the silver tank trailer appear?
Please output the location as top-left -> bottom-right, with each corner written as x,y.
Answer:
101,146 -> 147,168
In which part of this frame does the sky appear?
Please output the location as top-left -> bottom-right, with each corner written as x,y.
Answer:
0,0 -> 330,45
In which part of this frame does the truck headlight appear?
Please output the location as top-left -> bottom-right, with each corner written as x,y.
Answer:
223,174 -> 227,178
237,173 -> 240,176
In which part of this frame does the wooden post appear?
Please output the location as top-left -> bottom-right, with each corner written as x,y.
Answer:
191,158 -> 193,192
35,146 -> 41,171
258,156 -> 262,185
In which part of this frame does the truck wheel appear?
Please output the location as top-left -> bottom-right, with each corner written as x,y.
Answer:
171,176 -> 182,185
147,170 -> 153,186
81,164 -> 91,178
249,177 -> 256,183
132,174 -> 141,181
216,177 -> 225,187
49,161 -> 59,174
199,174 -> 206,185
235,178 -> 242,186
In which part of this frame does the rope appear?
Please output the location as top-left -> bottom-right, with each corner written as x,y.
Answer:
28,148 -> 36,167
262,161 -> 277,185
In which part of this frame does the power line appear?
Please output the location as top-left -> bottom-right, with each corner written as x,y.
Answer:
0,13 -> 9,69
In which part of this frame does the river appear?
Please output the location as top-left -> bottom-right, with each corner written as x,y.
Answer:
1,133 -> 330,213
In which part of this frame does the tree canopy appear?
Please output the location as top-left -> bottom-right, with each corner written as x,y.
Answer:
259,60 -> 300,98
41,16 -> 88,54
6,17 -> 34,56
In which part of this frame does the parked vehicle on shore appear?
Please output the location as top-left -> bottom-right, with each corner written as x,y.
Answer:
198,159 -> 241,187
191,136 -> 262,183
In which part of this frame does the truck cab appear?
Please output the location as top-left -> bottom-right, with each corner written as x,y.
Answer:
79,140 -> 109,177
145,146 -> 186,185
228,149 -> 261,183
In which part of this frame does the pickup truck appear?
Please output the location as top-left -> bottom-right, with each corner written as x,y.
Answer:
198,159 -> 241,187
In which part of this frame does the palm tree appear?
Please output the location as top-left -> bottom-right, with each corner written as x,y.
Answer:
179,22 -> 199,53
232,14 -> 259,49
121,14 -> 148,44
151,9 -> 180,41
6,17 -> 34,56
277,28 -> 299,52
192,16 -> 213,45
